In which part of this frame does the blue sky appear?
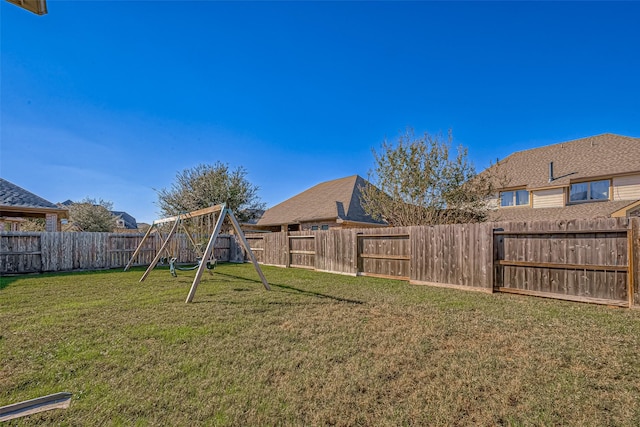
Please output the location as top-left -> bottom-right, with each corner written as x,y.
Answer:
2,1 -> 639,224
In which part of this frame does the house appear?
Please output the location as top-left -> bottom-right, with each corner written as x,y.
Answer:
484,133 -> 640,222
111,211 -> 138,230
0,178 -> 68,231
252,175 -> 388,232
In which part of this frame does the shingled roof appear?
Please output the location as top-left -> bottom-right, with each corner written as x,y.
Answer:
488,199 -> 639,222
0,178 -> 67,218
256,175 -> 387,227
487,133 -> 640,190
112,211 -> 138,229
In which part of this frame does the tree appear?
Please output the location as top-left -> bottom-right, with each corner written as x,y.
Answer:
68,198 -> 116,232
156,162 -> 265,222
19,218 -> 46,231
360,129 -> 498,226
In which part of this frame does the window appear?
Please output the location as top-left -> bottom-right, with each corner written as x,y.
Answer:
321,225 -> 329,230
570,180 -> 609,202
500,189 -> 529,207
311,225 -> 319,231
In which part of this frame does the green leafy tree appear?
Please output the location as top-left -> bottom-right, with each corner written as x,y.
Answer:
68,198 -> 116,232
361,129 -> 498,226
156,162 -> 265,222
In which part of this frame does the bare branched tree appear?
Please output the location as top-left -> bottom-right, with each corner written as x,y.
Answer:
156,162 -> 265,222
361,129 -> 500,226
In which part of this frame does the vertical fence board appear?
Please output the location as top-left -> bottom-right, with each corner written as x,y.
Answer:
632,218 -> 639,307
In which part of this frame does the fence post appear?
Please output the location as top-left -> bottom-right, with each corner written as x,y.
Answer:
284,229 -> 291,268
355,232 -> 362,275
629,219 -> 637,308
38,232 -> 47,273
492,227 -> 504,291
310,234 -> 317,270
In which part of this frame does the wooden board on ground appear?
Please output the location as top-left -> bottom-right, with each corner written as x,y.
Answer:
0,392 -> 71,422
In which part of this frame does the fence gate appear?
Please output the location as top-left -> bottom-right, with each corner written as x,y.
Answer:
493,219 -> 632,307
356,233 -> 410,280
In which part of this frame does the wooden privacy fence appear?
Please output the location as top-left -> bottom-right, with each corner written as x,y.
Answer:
245,217 -> 639,308
0,232 -> 242,274
245,223 -> 495,291
2,218 -> 638,308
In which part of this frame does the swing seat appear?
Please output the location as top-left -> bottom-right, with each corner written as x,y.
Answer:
169,257 -> 216,277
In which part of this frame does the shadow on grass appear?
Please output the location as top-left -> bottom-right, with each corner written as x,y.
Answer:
1,266 -> 364,305
0,266 -> 151,291
0,275 -> 21,290
214,271 -> 364,305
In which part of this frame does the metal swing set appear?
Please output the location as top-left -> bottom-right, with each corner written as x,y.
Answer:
124,204 -> 269,302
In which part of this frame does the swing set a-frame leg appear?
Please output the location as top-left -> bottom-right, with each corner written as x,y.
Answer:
185,208 -> 226,303
123,221 -> 155,271
185,206 -> 270,303
140,217 -> 181,282
226,208 -> 270,291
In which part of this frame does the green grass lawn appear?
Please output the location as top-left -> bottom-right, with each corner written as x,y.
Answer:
1,263 -> 640,426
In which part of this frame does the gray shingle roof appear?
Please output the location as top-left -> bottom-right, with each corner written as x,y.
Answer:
256,175 -> 386,226
0,178 -> 60,210
112,211 -> 138,229
487,133 -> 640,190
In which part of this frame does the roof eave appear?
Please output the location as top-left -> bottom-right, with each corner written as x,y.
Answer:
527,183 -> 569,191
257,216 -> 339,227
336,218 -> 388,227
610,200 -> 640,218
0,205 -> 69,219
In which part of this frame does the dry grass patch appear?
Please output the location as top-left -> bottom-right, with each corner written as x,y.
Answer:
1,264 -> 640,426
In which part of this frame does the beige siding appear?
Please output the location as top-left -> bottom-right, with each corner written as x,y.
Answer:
613,175 -> 640,201
532,188 -> 565,208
